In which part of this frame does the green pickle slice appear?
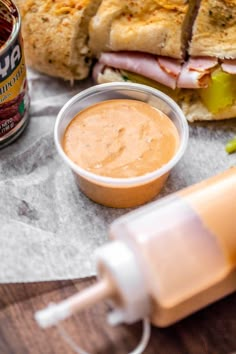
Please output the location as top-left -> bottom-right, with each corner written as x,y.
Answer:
225,137 -> 236,154
120,70 -> 179,100
199,69 -> 236,114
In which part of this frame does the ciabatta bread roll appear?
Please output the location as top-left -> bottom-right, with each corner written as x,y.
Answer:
16,0 -> 102,81
89,0 -> 190,59
189,0 -> 236,59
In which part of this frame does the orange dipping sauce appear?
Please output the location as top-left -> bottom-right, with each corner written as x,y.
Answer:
63,99 -> 179,179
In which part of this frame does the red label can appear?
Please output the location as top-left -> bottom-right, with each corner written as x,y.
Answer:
0,0 -> 30,148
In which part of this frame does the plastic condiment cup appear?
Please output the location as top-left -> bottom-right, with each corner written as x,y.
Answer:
54,83 -> 189,208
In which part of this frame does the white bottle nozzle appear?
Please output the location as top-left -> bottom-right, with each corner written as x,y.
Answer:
35,302 -> 71,329
35,240 -> 150,329
35,279 -> 113,329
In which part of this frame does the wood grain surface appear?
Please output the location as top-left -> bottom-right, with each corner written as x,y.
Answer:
0,278 -> 236,354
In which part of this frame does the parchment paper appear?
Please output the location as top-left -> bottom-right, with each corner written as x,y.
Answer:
0,69 -> 235,283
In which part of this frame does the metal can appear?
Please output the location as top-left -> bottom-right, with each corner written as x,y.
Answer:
0,0 -> 30,148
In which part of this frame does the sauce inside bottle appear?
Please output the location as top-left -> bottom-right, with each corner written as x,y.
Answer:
110,168 -> 236,325
35,168 -> 236,330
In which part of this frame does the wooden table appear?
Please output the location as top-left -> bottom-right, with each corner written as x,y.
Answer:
0,278 -> 236,354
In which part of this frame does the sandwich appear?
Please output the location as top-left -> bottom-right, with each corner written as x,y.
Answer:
90,0 -> 236,122
16,0 -> 102,81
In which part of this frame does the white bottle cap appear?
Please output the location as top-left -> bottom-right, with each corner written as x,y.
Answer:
95,240 -> 150,325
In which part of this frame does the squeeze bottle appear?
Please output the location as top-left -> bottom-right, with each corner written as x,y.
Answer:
36,167 -> 236,328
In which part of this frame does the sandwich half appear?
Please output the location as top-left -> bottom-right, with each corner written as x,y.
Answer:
16,0 -> 102,81
181,0 -> 236,121
90,0 -> 236,121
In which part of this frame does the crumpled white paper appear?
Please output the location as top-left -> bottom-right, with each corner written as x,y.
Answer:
0,69 -> 235,283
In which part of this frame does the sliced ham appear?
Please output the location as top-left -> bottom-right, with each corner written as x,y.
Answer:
177,66 -> 209,88
157,57 -> 182,78
92,62 -> 105,81
99,52 -> 177,89
221,59 -> 236,75
177,57 -> 218,88
187,57 -> 218,72
96,52 -> 224,89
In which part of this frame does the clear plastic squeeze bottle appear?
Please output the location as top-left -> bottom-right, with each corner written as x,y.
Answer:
36,167 -> 236,329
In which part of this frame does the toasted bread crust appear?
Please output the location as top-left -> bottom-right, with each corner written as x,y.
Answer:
179,90 -> 236,121
89,0 -> 189,59
16,0 -> 102,80
189,0 -> 236,58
